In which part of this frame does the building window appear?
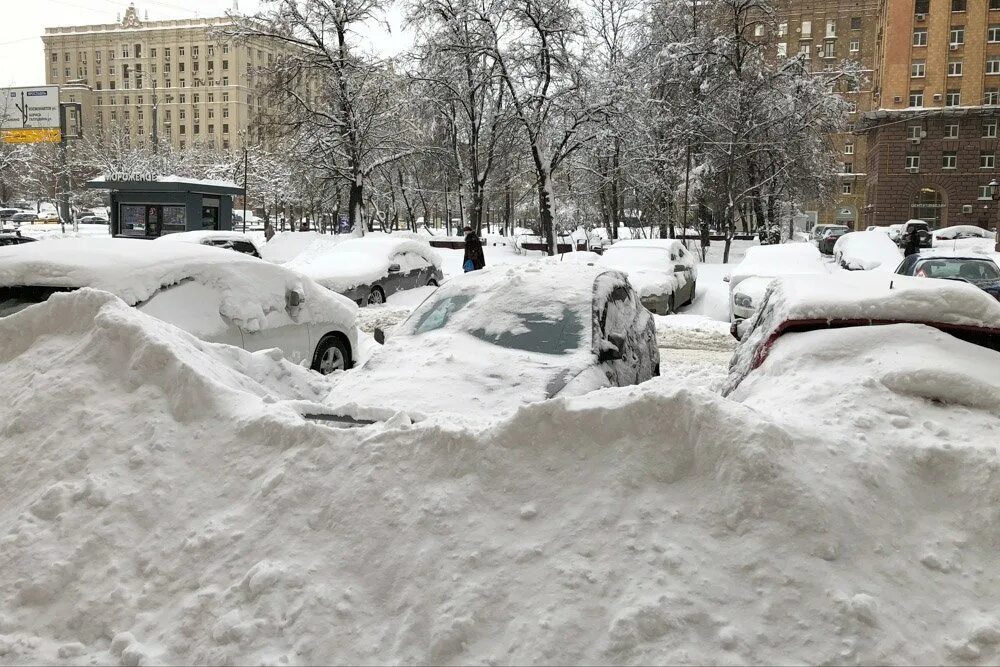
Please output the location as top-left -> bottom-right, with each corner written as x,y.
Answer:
222,107 -> 229,118
180,79 -> 186,88
844,143 -> 855,155
754,24 -> 764,37
778,22 -> 787,36
799,44 -> 811,59
50,52 -> 58,63
912,61 -> 926,77
223,139 -> 230,149
165,110 -> 171,121
916,0 -> 930,11
208,109 -> 215,119
823,41 -> 835,58
192,46 -> 199,57
993,0 -> 1000,9
801,20 -> 812,37
950,27 -> 965,46
842,182 -> 853,195
179,62 -> 185,72
222,44 -> 229,54
913,29 -> 928,46
193,61 -> 199,72
165,78 -> 171,88
193,94 -> 199,103
943,152 -> 958,169
989,58 -> 1000,75
223,123 -> 229,134
222,92 -> 229,102
179,47 -> 185,56
222,59 -> 229,70
180,109 -> 186,119
948,61 -> 963,76
945,123 -> 960,138
946,90 -> 961,105
179,94 -> 186,103
953,0 -> 967,10
222,76 -> 229,86
842,162 -> 854,173
208,45 -> 215,56
906,154 -> 920,170
850,40 -> 860,52
194,124 -> 200,134
826,20 -> 837,37
982,152 -> 996,168
986,88 -> 1000,104
851,17 -> 862,30
151,64 -> 157,74
979,184 -> 994,200
164,62 -> 171,73
985,121 -> 998,137
208,124 -> 214,134
909,90 -> 924,107
96,82 -> 102,90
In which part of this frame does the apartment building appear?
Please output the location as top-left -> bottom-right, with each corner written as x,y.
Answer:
774,0 -> 881,229
41,3 -> 301,153
862,0 -> 1000,228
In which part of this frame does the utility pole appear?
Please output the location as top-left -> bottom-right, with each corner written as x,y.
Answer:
242,143 -> 248,233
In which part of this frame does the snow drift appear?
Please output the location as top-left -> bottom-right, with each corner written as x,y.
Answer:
3,291 -> 1000,664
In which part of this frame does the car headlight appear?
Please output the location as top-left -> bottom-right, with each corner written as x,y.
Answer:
734,293 -> 754,309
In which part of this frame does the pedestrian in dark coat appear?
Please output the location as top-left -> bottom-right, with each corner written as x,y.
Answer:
903,227 -> 921,257
463,226 -> 486,272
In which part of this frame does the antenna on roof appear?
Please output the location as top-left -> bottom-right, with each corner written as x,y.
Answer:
889,280 -> 894,290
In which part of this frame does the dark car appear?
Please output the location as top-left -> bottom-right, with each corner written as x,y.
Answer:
78,215 -> 109,225
895,252 -> 1000,301
0,209 -> 22,222
817,226 -> 850,255
9,213 -> 37,226
898,220 -> 933,249
0,233 -> 38,246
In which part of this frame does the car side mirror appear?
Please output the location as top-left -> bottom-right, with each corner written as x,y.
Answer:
723,274 -> 731,283
374,327 -> 386,345
388,263 -> 401,273
287,289 -> 303,309
599,332 -> 626,362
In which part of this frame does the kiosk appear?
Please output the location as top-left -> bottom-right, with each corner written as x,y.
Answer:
86,176 -> 244,238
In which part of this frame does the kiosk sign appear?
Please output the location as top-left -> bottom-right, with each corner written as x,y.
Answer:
1,86 -> 61,144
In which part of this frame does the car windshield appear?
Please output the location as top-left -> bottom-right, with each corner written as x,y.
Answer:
915,258 -> 1000,280
398,282 -> 587,355
0,286 -> 73,318
602,247 -> 672,269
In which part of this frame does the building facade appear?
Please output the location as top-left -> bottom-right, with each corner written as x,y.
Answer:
862,0 -> 1000,228
775,0 -> 880,229
41,3 -> 294,153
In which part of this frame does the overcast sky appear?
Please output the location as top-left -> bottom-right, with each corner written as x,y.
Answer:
1,0 -> 409,89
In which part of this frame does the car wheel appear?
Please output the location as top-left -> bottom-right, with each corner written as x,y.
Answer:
668,294 -> 676,314
312,335 -> 351,375
686,281 -> 697,306
426,278 -> 438,287
366,286 -> 385,306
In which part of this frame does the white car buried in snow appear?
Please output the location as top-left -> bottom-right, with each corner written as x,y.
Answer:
320,262 -> 660,421
832,231 -> 902,271
726,242 -> 828,322
598,239 -> 697,314
156,230 -> 263,258
0,238 -> 360,374
286,235 -> 444,306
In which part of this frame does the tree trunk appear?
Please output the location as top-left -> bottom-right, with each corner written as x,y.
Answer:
348,176 -> 365,236
538,172 -> 556,255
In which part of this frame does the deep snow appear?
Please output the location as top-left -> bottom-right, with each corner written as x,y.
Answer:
2,282 -> 1000,664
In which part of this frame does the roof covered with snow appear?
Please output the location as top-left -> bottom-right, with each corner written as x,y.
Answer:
833,231 -> 902,272
729,242 -> 827,287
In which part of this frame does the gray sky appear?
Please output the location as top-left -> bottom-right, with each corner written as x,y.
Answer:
0,0 -> 409,88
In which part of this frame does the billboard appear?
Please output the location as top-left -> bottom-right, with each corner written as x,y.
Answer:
0,86 -> 61,143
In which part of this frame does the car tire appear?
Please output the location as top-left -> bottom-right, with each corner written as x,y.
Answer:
668,294 -> 676,314
311,335 -> 352,375
686,281 -> 697,306
366,286 -> 385,306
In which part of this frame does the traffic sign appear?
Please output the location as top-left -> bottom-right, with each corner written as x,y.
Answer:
1,86 -> 61,144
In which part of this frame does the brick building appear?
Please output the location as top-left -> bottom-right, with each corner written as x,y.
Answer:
861,0 -> 1000,229
774,0 -> 880,228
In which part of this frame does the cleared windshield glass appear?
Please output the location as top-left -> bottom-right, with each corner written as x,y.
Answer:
0,286 -> 72,317
602,247 -> 671,270
399,281 -> 587,355
915,258 -> 1000,280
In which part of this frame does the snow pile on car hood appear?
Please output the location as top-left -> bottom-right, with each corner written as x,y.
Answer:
4,288 -> 1000,664
285,234 -> 442,293
0,237 -> 357,333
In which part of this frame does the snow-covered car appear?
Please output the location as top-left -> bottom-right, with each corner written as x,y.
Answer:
286,235 -> 443,306
0,208 -> 22,222
0,238 -> 360,374
809,224 -> 834,241
817,225 -> 850,254
932,225 -> 994,242
894,250 -> 1000,301
723,272 -> 1000,395
36,211 -> 60,223
0,233 -> 37,246
832,231 -> 902,271
325,262 -> 659,420
886,223 -> 904,242
598,239 -> 697,314
898,219 -> 933,249
726,242 -> 827,322
156,230 -> 263,258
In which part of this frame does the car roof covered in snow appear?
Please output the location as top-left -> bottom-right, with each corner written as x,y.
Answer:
0,237 -> 357,332
154,230 -> 259,245
285,234 -> 442,292
610,239 -> 690,253
832,231 -> 902,271
730,242 -> 827,285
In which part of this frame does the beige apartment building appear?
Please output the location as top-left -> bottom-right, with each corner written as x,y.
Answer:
861,0 -> 1000,229
774,0 -> 881,229
42,3 -> 297,153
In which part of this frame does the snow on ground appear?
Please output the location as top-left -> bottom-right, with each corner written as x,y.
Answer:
3,288 -> 1000,664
